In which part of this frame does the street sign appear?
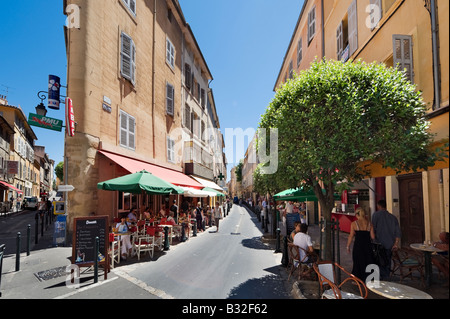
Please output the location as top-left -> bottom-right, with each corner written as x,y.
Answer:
58,185 -> 75,192
28,113 -> 63,132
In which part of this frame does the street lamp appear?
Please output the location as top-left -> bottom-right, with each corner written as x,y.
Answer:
36,91 -> 48,116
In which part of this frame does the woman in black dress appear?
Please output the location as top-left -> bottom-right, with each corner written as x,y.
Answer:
346,207 -> 376,282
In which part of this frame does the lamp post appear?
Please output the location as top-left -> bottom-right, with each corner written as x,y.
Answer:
36,91 -> 48,116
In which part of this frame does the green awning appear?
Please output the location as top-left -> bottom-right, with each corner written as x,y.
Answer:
97,170 -> 184,195
202,187 -> 225,197
274,187 -> 340,202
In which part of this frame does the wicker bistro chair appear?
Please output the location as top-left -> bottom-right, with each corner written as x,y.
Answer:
313,261 -> 368,299
391,248 -> 425,286
287,243 -> 318,281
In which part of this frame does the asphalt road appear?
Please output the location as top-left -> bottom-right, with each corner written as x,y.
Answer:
66,204 -> 290,300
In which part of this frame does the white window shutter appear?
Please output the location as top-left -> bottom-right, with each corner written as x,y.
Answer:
297,38 -> 303,66
131,40 -> 136,85
128,116 -> 135,150
393,34 -> 414,83
369,0 -> 382,29
120,111 -> 128,148
166,83 -> 174,116
336,22 -> 343,58
121,32 -> 132,81
129,0 -> 136,14
348,0 -> 358,56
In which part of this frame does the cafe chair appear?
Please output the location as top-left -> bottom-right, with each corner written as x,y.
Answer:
109,233 -> 120,269
391,248 -> 425,286
313,261 -> 368,299
133,227 -> 155,260
136,220 -> 146,236
147,226 -> 164,251
287,243 -> 317,281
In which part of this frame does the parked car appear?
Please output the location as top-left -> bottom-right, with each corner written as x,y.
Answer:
24,196 -> 38,210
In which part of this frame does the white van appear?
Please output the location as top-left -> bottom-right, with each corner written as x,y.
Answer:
24,196 -> 38,210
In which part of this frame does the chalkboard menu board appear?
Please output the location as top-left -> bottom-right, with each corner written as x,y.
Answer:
72,216 -> 109,268
285,213 -> 301,236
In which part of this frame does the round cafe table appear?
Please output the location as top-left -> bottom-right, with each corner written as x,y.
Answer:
410,243 -> 444,287
367,281 -> 433,299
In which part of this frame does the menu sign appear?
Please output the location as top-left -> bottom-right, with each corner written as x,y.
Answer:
72,216 -> 109,268
285,213 -> 301,236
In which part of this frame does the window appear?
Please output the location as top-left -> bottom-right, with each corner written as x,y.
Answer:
336,0 -> 358,61
166,82 -> 174,116
297,38 -> 303,67
184,105 -> 191,131
120,110 -> 136,150
308,6 -> 316,43
120,32 -> 136,85
167,137 -> 175,163
122,0 -> 136,15
393,34 -> 414,83
201,88 -> 206,108
166,37 -> 175,68
185,64 -> 192,90
289,60 -> 293,79
369,0 -> 382,30
201,121 -> 206,142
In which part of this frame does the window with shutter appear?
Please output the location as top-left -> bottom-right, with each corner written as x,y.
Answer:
185,64 -> 191,89
166,82 -> 174,116
289,60 -> 293,79
348,0 -> 358,56
393,35 -> 414,83
166,37 -> 175,68
120,110 -> 136,150
184,105 -> 191,131
297,38 -> 303,67
201,89 -> 205,108
308,6 -> 316,43
167,137 -> 175,163
122,0 -> 136,15
336,22 -> 343,58
121,32 -> 136,85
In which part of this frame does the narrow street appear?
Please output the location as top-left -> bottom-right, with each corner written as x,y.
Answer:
66,204 -> 290,299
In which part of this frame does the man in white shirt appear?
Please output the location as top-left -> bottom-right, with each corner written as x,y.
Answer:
213,202 -> 223,232
293,223 -> 314,263
285,201 -> 294,214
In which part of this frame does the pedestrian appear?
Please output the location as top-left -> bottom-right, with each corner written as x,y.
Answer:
170,200 -> 178,223
38,197 -> 46,217
346,207 -> 376,282
372,199 -> 401,280
195,202 -> 204,232
213,202 -> 223,232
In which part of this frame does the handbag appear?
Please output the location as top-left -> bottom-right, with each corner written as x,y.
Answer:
372,242 -> 388,267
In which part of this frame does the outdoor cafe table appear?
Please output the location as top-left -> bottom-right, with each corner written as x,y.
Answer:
366,281 -> 433,299
410,243 -> 444,287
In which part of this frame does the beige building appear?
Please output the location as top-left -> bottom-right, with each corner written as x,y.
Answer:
275,0 -> 449,243
63,0 -> 224,230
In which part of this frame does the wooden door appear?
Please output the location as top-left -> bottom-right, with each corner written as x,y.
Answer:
398,174 -> 425,246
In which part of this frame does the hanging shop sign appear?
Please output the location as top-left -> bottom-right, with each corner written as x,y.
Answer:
48,75 -> 61,110
28,113 -> 63,132
66,97 -> 75,137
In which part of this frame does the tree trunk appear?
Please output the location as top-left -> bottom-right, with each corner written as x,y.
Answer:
313,180 -> 336,261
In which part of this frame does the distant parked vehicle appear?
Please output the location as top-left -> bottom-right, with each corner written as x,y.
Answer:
24,196 -> 38,210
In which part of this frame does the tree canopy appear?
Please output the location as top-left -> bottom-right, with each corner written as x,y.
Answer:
258,59 -> 447,258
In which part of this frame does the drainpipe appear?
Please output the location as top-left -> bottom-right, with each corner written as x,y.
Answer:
438,170 -> 445,232
152,0 -> 157,158
429,0 -> 441,110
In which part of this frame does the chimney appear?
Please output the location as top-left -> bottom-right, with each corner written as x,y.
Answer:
0,94 -> 7,105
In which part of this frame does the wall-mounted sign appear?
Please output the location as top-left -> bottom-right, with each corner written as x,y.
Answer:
28,113 -> 63,132
102,103 -> 112,113
7,161 -> 18,175
48,75 -> 61,110
66,97 -> 75,137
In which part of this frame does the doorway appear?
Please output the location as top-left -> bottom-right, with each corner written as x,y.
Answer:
398,173 -> 425,246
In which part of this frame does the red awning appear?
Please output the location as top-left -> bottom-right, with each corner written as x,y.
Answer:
0,181 -> 24,194
98,150 -> 204,189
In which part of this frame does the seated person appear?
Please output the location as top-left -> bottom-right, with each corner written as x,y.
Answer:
166,211 -> 177,226
115,217 -> 133,260
127,208 -> 138,223
432,232 -> 449,281
293,223 -> 314,263
289,221 -> 301,243
143,207 -> 152,220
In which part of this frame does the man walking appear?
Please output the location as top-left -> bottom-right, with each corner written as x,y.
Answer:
213,202 -> 223,232
372,199 -> 401,280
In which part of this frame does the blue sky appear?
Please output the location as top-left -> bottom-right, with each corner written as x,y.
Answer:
0,0 -> 303,180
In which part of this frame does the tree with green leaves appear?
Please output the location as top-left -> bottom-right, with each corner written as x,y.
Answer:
259,59 -> 447,260
55,161 -> 64,182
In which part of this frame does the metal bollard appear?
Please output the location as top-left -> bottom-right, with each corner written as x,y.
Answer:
181,223 -> 187,242
281,236 -> 289,267
163,226 -> 170,251
40,213 -> 44,237
94,236 -> 99,283
0,244 -> 5,297
274,228 -> 281,253
35,213 -> 39,244
27,225 -> 31,256
261,216 -> 265,229
193,221 -> 197,237
16,232 -> 21,272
